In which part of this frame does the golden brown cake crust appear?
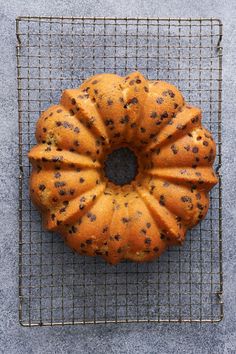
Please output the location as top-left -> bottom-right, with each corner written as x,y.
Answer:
28,71 -> 218,264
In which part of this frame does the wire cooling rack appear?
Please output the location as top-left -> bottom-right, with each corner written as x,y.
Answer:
16,17 -> 223,326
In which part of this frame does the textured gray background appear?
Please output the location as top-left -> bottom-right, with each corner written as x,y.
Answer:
0,0 -> 235,353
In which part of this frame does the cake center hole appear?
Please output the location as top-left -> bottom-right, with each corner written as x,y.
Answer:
104,147 -> 138,186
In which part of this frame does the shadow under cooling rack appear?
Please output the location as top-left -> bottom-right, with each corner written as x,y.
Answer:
16,16 -> 223,326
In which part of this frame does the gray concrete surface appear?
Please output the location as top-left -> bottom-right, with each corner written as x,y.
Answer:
0,0 -> 235,353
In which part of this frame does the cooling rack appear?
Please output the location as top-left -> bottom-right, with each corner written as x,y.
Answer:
16,16 -> 223,326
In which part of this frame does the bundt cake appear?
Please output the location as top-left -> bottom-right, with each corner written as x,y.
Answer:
28,71 -> 218,265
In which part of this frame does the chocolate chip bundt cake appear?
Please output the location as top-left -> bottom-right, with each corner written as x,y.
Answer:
28,71 -> 218,264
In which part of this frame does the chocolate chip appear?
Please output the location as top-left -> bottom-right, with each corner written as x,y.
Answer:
120,115 -> 129,124
54,172 -> 61,179
181,196 -> 192,203
73,140 -> 80,147
196,193 -> 201,200
79,177 -> 85,183
105,119 -> 114,126
64,122 -> 74,130
114,234 -> 121,241
150,111 -> 158,119
39,184 -> 46,191
163,181 -> 170,187
171,144 -> 178,154
130,97 -> 138,104
146,222 -> 151,228
59,207 -> 66,213
86,239 -> 93,245
161,111 -> 168,119
203,141 -> 209,146
160,233 -> 166,240
145,238 -> 151,245
197,203 -> 204,210
150,185 -> 155,194
192,146 -> 199,153
102,226 -> 108,233
107,98 -> 113,105
54,181 -> 66,188
159,195 -> 165,206
56,109 -> 62,113
122,217 -> 129,224
87,212 -> 96,222
191,184 -> 197,192
71,225 -> 77,233
184,145 -> 190,151
162,91 -> 169,97
71,98 -> 76,105
191,116 -> 199,123
168,90 -> 175,98
156,97 -> 164,104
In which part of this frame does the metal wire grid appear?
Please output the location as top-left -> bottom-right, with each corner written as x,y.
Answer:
16,17 -> 223,326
